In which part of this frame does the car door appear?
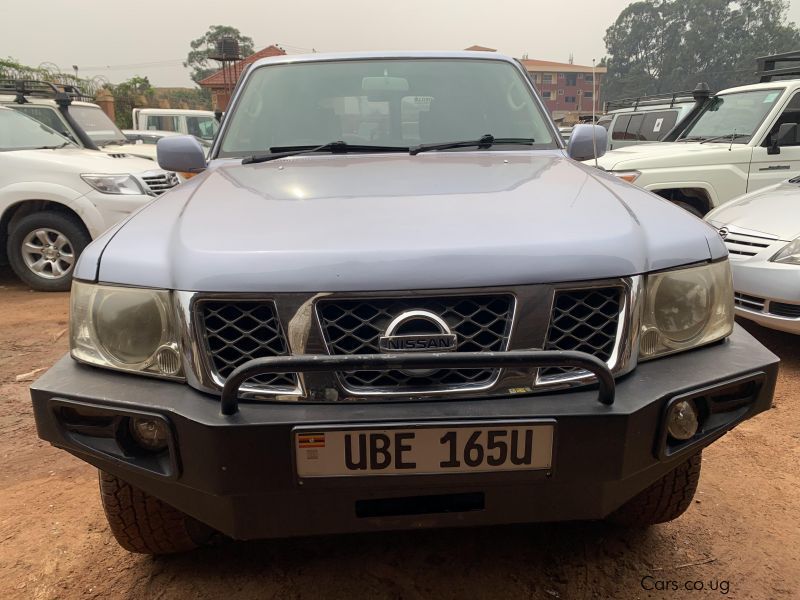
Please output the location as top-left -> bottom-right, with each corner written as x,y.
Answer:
749,90 -> 800,192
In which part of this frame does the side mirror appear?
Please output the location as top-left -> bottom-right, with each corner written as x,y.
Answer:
768,122 -> 798,155
567,124 -> 608,161
157,135 -> 207,173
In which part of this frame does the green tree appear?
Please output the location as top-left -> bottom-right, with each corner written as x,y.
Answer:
108,76 -> 155,128
184,25 -> 254,84
603,0 -> 800,102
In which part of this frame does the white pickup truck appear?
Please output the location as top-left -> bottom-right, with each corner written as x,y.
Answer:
131,108 -> 218,144
594,79 -> 800,215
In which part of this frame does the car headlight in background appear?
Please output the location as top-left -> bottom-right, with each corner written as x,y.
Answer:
770,237 -> 800,265
70,281 -> 183,379
81,174 -> 144,195
611,170 -> 641,183
639,260 -> 734,360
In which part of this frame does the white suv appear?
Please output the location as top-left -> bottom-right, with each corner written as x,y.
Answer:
594,79 -> 800,215
0,80 -> 159,160
0,107 -> 178,291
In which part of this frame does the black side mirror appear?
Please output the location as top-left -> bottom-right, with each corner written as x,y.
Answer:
768,122 -> 798,155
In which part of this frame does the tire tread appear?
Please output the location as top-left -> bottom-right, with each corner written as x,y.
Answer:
98,471 -> 204,554
609,453 -> 702,526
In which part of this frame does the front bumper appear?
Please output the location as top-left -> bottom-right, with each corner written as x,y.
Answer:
31,325 -> 777,540
730,255 -> 800,334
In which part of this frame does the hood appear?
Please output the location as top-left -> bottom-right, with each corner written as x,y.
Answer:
594,141 -> 752,171
7,147 -> 161,174
99,142 -> 158,161
83,152 -> 723,292
706,179 -> 800,241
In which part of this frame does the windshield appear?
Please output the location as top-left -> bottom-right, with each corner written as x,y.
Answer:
0,109 -> 76,151
70,105 -> 126,145
679,89 -> 785,143
218,59 -> 555,157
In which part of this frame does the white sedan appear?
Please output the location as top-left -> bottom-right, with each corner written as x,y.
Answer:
705,179 -> 800,333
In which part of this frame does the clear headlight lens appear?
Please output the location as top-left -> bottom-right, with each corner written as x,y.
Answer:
80,174 -> 143,195
770,237 -> 800,265
611,170 -> 641,183
639,260 -> 734,360
70,281 -> 184,379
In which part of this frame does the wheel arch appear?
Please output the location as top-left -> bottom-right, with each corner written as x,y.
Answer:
648,186 -> 715,216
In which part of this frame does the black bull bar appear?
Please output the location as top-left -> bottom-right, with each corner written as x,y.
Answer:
220,350 -> 615,415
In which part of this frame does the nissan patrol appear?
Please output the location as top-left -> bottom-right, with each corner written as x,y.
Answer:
30,52 -> 778,553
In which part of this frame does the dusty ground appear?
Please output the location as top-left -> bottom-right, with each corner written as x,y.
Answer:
0,269 -> 798,600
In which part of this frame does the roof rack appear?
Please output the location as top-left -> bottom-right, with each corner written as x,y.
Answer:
603,89 -> 698,113
757,50 -> 800,82
0,79 -> 94,103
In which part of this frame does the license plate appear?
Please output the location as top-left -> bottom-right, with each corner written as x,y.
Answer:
294,421 -> 554,478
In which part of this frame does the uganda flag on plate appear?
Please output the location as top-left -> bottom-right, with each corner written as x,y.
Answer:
298,433 -> 326,448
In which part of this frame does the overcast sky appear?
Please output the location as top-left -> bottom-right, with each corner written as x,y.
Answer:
3,0 -> 800,87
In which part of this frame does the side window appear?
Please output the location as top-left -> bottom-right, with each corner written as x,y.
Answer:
146,115 -> 179,132
626,114 -> 644,140
640,111 -> 678,141
10,106 -> 72,139
765,91 -> 800,147
612,115 -> 632,140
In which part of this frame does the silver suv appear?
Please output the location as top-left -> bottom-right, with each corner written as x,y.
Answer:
31,52 -> 777,554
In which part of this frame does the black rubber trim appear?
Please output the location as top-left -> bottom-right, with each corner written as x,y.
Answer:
220,351 -> 615,415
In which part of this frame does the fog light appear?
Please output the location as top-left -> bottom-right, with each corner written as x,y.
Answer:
129,417 -> 169,452
667,399 -> 699,441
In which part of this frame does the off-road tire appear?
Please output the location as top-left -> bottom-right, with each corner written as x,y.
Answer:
7,212 -> 90,292
99,470 -> 212,554
609,452 -> 702,526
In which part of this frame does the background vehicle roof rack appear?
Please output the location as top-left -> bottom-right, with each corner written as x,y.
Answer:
0,79 -> 94,103
757,50 -> 800,82
603,84 -> 708,113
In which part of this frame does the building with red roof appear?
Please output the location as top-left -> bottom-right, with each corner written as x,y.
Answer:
199,45 -> 286,110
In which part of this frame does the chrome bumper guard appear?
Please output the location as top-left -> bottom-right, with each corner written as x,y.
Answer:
220,350 -> 615,415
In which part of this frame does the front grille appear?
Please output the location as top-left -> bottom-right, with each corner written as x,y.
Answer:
721,230 -> 772,257
316,295 -> 514,391
541,287 -> 622,379
141,172 -> 179,195
198,300 -> 296,390
769,301 -> 800,318
734,292 -> 765,312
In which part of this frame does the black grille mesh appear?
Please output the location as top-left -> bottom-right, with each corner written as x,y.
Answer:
199,300 -> 296,389
317,295 -> 514,390
542,287 -> 622,378
770,301 -> 800,319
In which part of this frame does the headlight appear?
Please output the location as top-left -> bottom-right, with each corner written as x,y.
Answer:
639,260 -> 734,360
611,170 -> 641,183
80,174 -> 144,195
770,237 -> 800,265
70,281 -> 183,379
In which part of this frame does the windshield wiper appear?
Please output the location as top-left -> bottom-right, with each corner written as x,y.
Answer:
676,136 -> 707,142
409,134 -> 535,155
242,141 -> 408,165
699,133 -> 749,144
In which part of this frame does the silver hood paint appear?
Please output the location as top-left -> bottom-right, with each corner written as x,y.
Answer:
706,179 -> 800,241
78,151 -> 724,292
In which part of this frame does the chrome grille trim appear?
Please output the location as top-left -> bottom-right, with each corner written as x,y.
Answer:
178,279 -> 639,402
183,294 -> 304,398
535,277 -> 639,388
140,171 -> 179,195
315,295 -> 515,394
718,226 -> 778,258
